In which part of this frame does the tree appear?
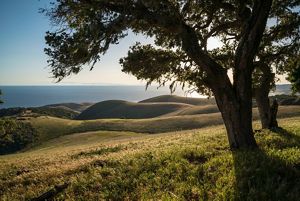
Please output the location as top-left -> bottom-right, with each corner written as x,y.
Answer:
0,90 -> 3,104
43,0 -> 273,149
214,1 -> 300,129
252,1 -> 300,129
0,119 -> 39,155
287,57 -> 300,94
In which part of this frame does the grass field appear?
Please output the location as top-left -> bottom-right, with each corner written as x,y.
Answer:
0,117 -> 299,200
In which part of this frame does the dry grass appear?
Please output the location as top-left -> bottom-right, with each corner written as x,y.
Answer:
0,117 -> 299,200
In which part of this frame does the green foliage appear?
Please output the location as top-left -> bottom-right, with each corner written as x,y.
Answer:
287,61 -> 300,94
0,106 -> 78,119
0,119 -> 39,154
31,107 -> 78,119
42,0 -> 273,95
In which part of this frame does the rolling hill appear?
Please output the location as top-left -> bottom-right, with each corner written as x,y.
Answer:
139,95 -> 216,105
44,102 -> 93,112
76,100 -> 193,120
28,105 -> 300,144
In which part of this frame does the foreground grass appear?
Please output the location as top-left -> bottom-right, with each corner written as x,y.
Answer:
0,117 -> 299,200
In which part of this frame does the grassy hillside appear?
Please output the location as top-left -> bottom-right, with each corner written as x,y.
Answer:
140,95 -> 216,105
162,104 -> 220,116
44,102 -> 93,112
0,117 -> 299,200
29,106 -> 300,143
76,100 -> 192,120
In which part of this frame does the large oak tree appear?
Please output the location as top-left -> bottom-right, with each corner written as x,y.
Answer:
43,0 -> 274,149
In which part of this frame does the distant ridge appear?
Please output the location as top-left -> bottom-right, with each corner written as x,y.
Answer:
76,100 -> 193,120
139,95 -> 215,105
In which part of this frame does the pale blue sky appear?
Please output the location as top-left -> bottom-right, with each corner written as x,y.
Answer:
0,0 -> 288,86
0,0 -> 154,85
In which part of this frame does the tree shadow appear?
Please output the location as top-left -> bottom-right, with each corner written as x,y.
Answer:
271,127 -> 300,145
232,129 -> 300,201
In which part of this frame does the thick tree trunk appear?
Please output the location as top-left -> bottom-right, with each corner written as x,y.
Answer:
212,72 -> 257,149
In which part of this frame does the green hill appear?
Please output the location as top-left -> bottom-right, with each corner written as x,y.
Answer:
44,102 -> 93,112
0,116 -> 299,200
139,95 -> 216,105
76,100 -> 193,120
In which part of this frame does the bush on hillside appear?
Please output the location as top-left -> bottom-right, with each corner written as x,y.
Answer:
0,119 -> 39,154
0,107 -> 78,119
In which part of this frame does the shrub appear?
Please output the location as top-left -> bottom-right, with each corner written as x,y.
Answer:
0,119 -> 39,154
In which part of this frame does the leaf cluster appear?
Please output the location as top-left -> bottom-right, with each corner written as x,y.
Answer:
43,0 -> 297,94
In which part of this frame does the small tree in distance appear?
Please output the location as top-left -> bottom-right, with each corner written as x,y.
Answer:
0,90 -> 3,104
43,0 -> 274,149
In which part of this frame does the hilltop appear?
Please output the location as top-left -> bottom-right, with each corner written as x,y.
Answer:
139,94 -> 216,105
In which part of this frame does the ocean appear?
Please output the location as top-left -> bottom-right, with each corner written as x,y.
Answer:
0,85 -> 184,109
0,84 -> 292,109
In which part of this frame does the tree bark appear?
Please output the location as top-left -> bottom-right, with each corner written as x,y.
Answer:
254,63 -> 279,129
255,90 -> 279,129
213,83 -> 257,149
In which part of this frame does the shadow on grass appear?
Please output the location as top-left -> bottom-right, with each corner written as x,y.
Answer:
232,129 -> 300,201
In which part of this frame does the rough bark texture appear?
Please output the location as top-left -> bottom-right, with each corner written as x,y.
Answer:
214,86 -> 257,149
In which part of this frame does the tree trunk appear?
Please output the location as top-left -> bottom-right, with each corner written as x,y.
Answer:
212,75 -> 257,149
254,63 -> 279,129
255,90 -> 279,129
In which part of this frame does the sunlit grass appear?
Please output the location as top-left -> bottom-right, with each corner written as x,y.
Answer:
0,117 -> 299,200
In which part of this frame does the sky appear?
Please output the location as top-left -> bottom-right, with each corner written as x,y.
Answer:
0,0 -> 154,86
0,0 -> 289,86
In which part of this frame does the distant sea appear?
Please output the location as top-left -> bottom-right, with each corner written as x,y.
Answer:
0,84 -> 292,109
0,85 -> 185,109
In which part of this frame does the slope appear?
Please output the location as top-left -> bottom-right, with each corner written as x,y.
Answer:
0,117 -> 299,200
76,100 -> 193,120
139,95 -> 216,105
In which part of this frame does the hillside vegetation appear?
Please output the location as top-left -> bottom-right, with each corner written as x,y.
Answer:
29,106 -> 300,143
76,95 -> 300,120
0,117 -> 299,200
44,102 -> 93,112
76,100 -> 192,120
139,95 -> 216,105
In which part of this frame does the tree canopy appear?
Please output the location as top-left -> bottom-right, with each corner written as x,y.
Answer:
43,0 -> 276,148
